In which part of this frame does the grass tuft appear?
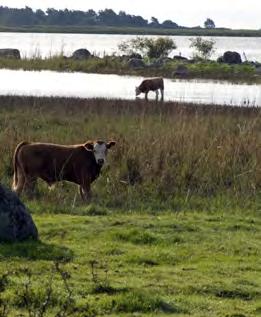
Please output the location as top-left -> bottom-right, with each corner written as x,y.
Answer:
102,290 -> 179,313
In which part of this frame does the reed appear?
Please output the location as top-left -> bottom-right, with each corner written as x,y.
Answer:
0,96 -> 259,211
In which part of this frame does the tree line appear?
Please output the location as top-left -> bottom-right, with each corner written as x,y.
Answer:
0,6 -> 181,28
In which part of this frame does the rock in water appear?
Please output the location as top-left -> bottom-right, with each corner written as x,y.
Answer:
127,58 -> 145,68
0,185 -> 38,242
72,48 -> 91,60
174,64 -> 189,77
217,51 -> 242,64
0,49 -> 21,59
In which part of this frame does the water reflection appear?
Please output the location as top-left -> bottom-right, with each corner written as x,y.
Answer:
0,69 -> 260,107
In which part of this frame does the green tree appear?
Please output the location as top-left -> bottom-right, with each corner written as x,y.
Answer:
98,9 -> 118,25
161,20 -> 178,28
204,18 -> 215,29
118,36 -> 177,59
150,16 -> 159,27
190,36 -> 215,60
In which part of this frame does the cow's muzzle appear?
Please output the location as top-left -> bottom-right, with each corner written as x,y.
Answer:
97,159 -> 104,166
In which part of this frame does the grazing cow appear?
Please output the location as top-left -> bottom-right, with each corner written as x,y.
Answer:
12,140 -> 116,200
135,77 -> 164,101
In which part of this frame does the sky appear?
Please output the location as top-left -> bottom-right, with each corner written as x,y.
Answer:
0,0 -> 260,29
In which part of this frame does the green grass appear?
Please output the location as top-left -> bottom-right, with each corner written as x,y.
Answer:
0,55 -> 259,83
0,25 -> 261,37
0,95 -> 260,315
0,211 -> 260,316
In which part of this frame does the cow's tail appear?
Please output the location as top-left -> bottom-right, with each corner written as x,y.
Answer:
12,141 -> 28,190
161,77 -> 164,90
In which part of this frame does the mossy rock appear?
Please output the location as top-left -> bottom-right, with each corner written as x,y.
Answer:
0,185 -> 38,242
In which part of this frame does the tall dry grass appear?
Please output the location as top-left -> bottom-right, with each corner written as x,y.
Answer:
0,96 -> 260,210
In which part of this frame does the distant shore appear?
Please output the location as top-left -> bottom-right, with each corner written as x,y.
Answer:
0,25 -> 261,37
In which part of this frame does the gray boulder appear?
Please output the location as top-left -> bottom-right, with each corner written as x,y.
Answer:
72,48 -> 91,60
174,64 -> 189,77
218,51 -> 242,64
129,53 -> 142,59
149,57 -> 172,68
119,54 -> 142,63
0,49 -> 21,59
0,184 -> 38,242
173,55 -> 188,62
255,66 -> 261,75
127,58 -> 145,68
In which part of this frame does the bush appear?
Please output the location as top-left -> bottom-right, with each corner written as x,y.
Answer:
118,36 -> 177,59
190,36 -> 215,60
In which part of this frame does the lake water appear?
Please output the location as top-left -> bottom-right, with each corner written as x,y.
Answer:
0,32 -> 260,61
0,69 -> 260,107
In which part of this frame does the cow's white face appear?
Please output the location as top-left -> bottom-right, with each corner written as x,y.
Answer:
135,86 -> 141,96
93,142 -> 108,166
85,141 -> 116,166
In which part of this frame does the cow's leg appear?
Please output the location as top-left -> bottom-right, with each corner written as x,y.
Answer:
145,91 -> 148,101
155,90 -> 159,101
24,176 -> 38,198
160,88 -> 164,101
12,167 -> 25,196
79,184 -> 91,202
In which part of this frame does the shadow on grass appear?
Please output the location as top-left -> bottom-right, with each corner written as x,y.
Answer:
102,290 -> 184,314
191,285 -> 260,301
215,289 -> 258,301
91,284 -> 129,295
0,240 -> 73,261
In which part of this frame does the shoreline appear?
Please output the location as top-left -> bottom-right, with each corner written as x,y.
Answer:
0,94 -> 259,111
0,25 -> 261,37
0,56 -> 260,84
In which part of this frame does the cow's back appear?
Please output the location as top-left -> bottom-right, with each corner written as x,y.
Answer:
17,143 -> 90,183
139,77 -> 164,92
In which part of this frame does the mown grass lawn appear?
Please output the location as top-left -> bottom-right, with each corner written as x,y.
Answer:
0,209 -> 260,316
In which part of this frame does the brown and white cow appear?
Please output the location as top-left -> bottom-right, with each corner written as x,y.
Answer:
12,140 -> 116,200
135,77 -> 164,101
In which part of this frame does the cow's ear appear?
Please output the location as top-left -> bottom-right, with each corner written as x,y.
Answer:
84,141 -> 94,151
106,141 -> 116,149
